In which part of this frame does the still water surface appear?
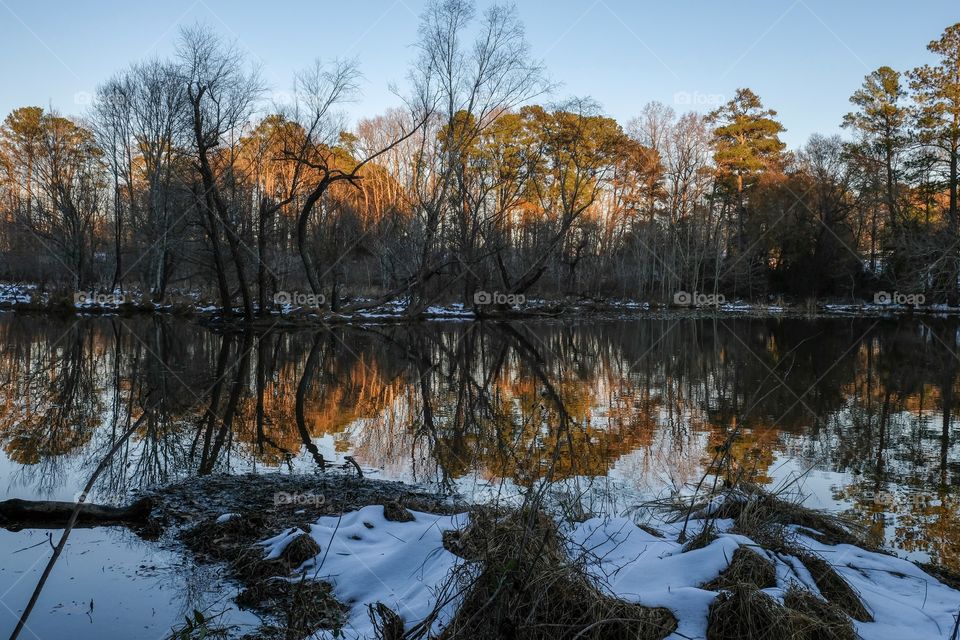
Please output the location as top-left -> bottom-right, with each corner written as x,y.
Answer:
1,314 -> 958,636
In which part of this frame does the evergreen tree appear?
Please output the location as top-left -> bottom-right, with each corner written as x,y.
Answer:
843,66 -> 908,230
707,88 -> 786,246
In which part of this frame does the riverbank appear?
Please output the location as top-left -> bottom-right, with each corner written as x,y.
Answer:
146,473 -> 960,640
4,282 -> 960,325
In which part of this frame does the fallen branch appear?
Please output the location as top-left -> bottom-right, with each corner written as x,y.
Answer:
0,497 -> 153,529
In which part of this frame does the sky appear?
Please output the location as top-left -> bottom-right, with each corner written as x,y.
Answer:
0,0 -> 957,149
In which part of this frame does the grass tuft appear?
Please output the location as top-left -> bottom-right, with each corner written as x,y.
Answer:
703,547 -> 777,591
800,553 -> 872,622
434,507 -> 677,640
707,583 -> 857,640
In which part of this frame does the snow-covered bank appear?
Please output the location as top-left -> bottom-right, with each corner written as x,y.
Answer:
254,503 -> 960,640
7,281 -> 960,322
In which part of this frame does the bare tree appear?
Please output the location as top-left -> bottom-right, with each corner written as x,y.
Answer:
287,58 -> 428,308
177,25 -> 264,319
401,0 -> 550,313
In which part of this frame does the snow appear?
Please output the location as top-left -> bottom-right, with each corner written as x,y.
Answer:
423,303 -> 475,318
568,516 -> 737,640
570,514 -> 960,640
257,503 -> 960,640
796,529 -> 960,640
259,505 -> 467,639
215,512 -> 239,524
0,283 -> 34,305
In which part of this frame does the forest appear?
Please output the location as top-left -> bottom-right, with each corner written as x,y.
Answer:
1,2 -> 959,318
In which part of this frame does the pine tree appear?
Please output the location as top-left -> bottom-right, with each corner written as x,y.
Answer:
910,23 -> 960,230
707,88 -> 786,251
843,66 -> 908,230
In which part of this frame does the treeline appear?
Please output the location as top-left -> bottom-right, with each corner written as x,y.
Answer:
0,1 -> 958,316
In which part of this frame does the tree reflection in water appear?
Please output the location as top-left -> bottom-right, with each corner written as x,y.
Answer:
0,315 -> 958,569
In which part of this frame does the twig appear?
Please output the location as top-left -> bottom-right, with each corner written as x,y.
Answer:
9,410 -> 150,640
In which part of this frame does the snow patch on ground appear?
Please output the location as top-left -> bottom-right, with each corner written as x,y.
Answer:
259,505 -> 467,639
257,504 -> 960,640
796,529 -> 960,640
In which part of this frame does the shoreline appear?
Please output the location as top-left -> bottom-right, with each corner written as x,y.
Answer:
4,292 -> 960,328
142,473 -> 960,640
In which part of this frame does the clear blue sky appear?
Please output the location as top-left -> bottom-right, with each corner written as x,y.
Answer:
1,0 -> 957,148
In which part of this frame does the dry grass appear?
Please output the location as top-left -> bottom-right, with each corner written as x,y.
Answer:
676,483 -> 866,549
781,585 -> 858,640
920,561 -> 960,591
278,533 -> 321,569
183,515 -> 340,638
383,501 -> 416,522
702,547 -> 776,591
707,585 -> 784,640
707,583 -> 857,640
368,603 -> 405,640
237,577 -> 345,640
433,507 -> 677,640
645,482 -> 864,549
800,553 -> 873,622
648,481 -> 874,636
681,523 -> 718,552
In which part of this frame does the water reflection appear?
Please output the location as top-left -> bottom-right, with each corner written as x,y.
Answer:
0,314 -> 958,569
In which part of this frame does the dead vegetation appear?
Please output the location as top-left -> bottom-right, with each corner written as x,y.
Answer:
431,507 -> 677,640
237,577 -> 345,640
183,514 -> 345,638
781,585 -> 858,639
664,481 -> 867,549
799,553 -> 872,622
702,547 -> 777,591
681,522 -> 718,552
649,480 -> 874,638
164,473 -> 461,640
706,583 -> 857,640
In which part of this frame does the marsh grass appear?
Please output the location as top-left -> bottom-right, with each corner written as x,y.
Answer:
799,553 -> 873,622
702,547 -> 777,591
649,479 -> 874,637
184,516 -> 345,639
431,506 -> 677,640
706,583 -> 857,640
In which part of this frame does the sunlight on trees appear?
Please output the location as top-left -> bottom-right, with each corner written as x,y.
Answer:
0,5 -> 959,308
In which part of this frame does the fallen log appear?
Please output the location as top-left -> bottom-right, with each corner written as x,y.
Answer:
0,497 -> 153,529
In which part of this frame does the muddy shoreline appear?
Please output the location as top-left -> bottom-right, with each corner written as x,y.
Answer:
148,472 -> 464,527
143,473 -> 465,639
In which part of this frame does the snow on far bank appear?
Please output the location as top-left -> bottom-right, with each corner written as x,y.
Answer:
0,283 -> 34,305
423,302 -> 475,319
256,504 -> 960,640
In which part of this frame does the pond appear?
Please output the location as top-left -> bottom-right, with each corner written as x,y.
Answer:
0,313 -> 958,637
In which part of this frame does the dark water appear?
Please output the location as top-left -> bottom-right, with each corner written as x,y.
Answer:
1,313 -> 959,636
